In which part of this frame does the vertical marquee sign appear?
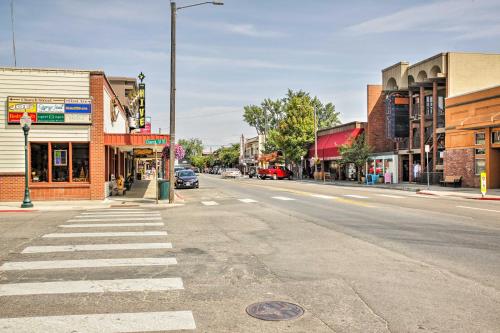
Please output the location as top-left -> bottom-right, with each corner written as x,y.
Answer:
7,97 -> 92,125
138,83 -> 146,128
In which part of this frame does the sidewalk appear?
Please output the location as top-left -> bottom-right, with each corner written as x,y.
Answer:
296,179 -> 500,200
0,180 -> 183,212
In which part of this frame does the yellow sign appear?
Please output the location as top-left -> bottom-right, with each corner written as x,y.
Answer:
8,101 -> 37,113
480,171 -> 487,196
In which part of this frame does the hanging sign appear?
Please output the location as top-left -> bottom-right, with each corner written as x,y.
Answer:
7,96 -> 92,125
138,83 -> 146,128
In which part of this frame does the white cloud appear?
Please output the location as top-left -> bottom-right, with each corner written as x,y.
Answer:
345,0 -> 500,40
219,23 -> 288,38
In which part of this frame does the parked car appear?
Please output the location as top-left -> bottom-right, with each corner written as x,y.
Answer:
222,168 -> 241,178
217,168 -> 224,175
174,169 -> 199,189
258,165 -> 293,180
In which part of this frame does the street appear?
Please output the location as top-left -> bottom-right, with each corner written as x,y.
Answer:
0,175 -> 499,332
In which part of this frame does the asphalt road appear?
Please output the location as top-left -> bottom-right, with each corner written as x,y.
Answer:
0,175 -> 499,332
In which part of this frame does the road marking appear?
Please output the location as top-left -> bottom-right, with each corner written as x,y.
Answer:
238,198 -> 258,203
22,243 -> 173,253
42,231 -> 168,238
377,194 -> 404,199
0,277 -> 184,296
272,196 -> 295,201
86,209 -> 148,212
311,194 -> 338,199
67,217 -> 162,222
0,311 -> 196,332
456,205 -> 500,213
343,194 -> 369,199
59,222 -> 165,228
77,213 -> 160,218
201,201 -> 219,206
0,257 -> 177,271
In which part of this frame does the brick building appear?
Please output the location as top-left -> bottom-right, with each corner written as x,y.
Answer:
367,52 -> 500,186
0,67 -> 168,201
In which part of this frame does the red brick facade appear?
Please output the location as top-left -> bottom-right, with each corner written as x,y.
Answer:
443,148 -> 478,187
367,85 -> 393,153
0,174 -> 24,201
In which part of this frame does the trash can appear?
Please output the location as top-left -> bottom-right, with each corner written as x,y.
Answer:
158,179 -> 170,200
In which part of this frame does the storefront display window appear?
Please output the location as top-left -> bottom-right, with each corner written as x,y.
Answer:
475,158 -> 486,175
475,132 -> 485,145
375,159 -> 383,175
30,143 -> 48,182
52,143 -> 69,182
72,143 -> 90,182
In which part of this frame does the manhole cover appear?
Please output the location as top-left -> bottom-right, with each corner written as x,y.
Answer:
246,301 -> 304,321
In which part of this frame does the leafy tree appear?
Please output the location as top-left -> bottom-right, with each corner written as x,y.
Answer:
178,138 -> 203,161
190,155 -> 207,170
339,133 -> 372,182
243,105 -> 265,135
215,144 -> 240,167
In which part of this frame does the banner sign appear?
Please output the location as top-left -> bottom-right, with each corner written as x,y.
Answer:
138,83 -> 146,128
7,96 -> 92,125
139,116 -> 151,133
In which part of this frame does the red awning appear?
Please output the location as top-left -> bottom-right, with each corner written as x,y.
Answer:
308,128 -> 363,160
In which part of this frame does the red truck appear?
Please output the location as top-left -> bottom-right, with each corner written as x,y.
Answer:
258,166 -> 293,180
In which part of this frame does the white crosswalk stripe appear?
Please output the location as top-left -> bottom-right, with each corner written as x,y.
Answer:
377,194 -> 405,199
58,222 -> 164,228
0,277 -> 184,296
343,194 -> 369,199
201,201 -> 219,206
311,194 -> 338,199
238,198 -> 258,203
0,257 -> 177,271
0,311 -> 196,332
67,217 -> 162,222
2,208 -> 196,331
272,196 -> 295,201
42,231 -> 168,238
22,243 -> 173,253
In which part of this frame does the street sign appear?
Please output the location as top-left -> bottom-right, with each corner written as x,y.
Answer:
480,172 -> 487,197
425,144 -> 430,153
145,139 -> 166,145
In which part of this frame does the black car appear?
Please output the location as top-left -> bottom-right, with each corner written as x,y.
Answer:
175,169 -> 199,189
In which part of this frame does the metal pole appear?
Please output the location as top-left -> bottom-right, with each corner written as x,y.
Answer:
168,2 -> 176,203
21,125 -> 33,208
314,107 -> 318,177
426,151 -> 430,189
155,141 -> 158,204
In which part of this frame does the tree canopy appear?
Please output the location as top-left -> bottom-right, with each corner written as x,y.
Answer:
178,138 -> 203,161
339,133 -> 372,182
242,89 -> 340,163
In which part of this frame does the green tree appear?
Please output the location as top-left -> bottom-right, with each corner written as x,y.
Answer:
178,138 -> 203,161
339,133 -> 372,182
190,155 -> 206,170
243,105 -> 265,135
216,144 -> 240,167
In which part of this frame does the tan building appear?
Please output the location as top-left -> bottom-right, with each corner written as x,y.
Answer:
369,52 -> 500,184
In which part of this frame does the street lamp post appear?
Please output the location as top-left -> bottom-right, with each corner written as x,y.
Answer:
168,0 -> 223,203
20,112 -> 33,208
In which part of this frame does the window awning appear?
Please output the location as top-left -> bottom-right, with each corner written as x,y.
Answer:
104,133 -> 170,152
308,128 -> 363,160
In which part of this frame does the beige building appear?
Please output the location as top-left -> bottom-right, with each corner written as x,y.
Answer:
373,52 -> 500,184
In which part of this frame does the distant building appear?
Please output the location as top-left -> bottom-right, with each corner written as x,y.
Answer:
367,52 -> 500,187
240,134 -> 265,170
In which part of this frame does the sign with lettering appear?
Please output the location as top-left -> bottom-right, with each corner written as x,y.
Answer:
145,139 -> 166,145
138,83 -> 146,128
480,172 -> 487,196
7,96 -> 92,125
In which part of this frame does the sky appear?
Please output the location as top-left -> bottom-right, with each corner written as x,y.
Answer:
1,0 -> 500,149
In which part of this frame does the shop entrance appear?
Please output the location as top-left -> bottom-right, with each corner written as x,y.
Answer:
402,159 -> 409,182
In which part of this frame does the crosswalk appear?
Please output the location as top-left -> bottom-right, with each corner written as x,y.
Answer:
197,192 -> 413,207
0,208 -> 196,332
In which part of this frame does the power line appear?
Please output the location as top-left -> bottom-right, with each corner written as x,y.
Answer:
10,0 -> 17,67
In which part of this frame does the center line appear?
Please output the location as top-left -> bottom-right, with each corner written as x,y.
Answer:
272,196 -> 295,201
344,194 -> 368,199
238,198 -> 258,203
311,194 -> 338,199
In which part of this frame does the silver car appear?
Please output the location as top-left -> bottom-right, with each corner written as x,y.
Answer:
221,168 -> 241,178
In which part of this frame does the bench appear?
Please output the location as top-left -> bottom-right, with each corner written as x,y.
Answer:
440,176 -> 462,187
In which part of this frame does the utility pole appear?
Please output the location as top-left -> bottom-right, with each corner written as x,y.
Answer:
11,0 -> 17,67
168,1 -> 177,204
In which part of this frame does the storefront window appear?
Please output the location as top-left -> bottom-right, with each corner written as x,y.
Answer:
475,158 -> 486,175
384,158 -> 393,174
52,143 -> 69,182
375,159 -> 383,175
73,143 -> 90,182
492,131 -> 500,144
30,143 -> 48,182
475,132 -> 485,145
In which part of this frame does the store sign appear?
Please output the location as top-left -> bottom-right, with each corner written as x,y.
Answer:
7,96 -> 92,125
138,83 -> 146,128
133,148 -> 154,157
145,139 -> 166,145
140,116 -> 151,133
